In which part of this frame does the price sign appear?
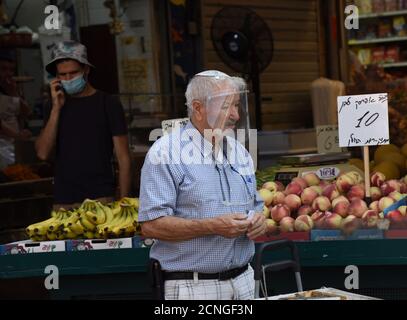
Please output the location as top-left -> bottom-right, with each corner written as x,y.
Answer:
337,93 -> 390,147
316,125 -> 344,153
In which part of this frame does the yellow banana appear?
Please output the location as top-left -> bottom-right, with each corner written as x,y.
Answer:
68,221 -> 85,235
79,216 -> 97,231
48,211 -> 68,232
113,209 -> 134,236
103,206 -> 126,232
26,213 -> 60,235
96,203 -> 114,232
94,202 -> 106,224
83,231 -> 95,239
63,210 -> 80,228
63,227 -> 77,239
56,232 -> 65,240
47,231 -> 57,241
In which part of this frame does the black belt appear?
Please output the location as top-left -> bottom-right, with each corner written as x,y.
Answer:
163,264 -> 248,281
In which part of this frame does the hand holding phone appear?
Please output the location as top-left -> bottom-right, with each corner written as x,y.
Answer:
50,79 -> 65,111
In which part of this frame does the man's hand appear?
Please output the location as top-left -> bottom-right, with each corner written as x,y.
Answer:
50,79 -> 65,111
210,213 -> 251,238
246,213 -> 267,240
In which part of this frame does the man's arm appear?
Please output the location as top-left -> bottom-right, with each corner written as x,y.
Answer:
35,79 -> 65,161
113,135 -> 131,198
141,214 -> 251,241
35,107 -> 60,160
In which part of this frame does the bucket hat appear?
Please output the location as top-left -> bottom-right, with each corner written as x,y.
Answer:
45,40 -> 94,76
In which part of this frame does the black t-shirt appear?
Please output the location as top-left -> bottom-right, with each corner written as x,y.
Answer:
44,91 -> 128,204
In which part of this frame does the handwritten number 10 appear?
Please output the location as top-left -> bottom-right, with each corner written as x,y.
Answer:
355,111 -> 379,128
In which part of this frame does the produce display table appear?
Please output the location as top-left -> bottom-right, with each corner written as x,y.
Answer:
1,240 -> 407,299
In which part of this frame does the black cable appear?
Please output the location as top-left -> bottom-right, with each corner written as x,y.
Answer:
9,0 -> 24,26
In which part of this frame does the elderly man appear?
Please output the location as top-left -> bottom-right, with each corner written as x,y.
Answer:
35,41 -> 131,207
138,70 -> 266,300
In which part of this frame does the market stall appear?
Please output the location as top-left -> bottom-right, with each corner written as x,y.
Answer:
2,239 -> 407,300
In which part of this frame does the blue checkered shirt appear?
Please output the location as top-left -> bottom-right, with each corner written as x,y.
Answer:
138,122 -> 264,273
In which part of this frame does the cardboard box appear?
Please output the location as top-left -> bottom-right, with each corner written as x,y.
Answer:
311,229 -> 384,241
0,240 -> 65,255
66,238 -> 132,251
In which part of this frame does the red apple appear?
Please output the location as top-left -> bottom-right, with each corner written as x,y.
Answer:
297,205 -> 314,216
370,187 -> 382,201
279,216 -> 295,232
265,219 -> 278,234
263,206 -> 270,219
275,181 -> 285,192
336,174 -> 356,193
303,173 -> 320,186
258,188 -> 275,206
292,177 -> 308,189
294,215 -> 314,232
309,185 -> 323,196
270,204 -> 291,222
387,210 -> 404,229
301,187 -> 319,206
324,212 -> 343,229
369,200 -> 380,213
362,210 -> 379,229
285,182 -> 303,196
332,196 -> 350,208
312,196 -> 332,212
348,199 -> 368,218
262,181 -> 279,192
346,171 -> 364,184
311,211 -> 326,229
347,185 -> 365,201
371,172 -> 386,187
322,184 -> 340,201
381,180 -> 401,196
284,194 -> 302,212
272,191 -> 286,206
333,201 -> 349,218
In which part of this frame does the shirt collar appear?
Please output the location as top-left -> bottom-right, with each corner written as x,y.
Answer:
183,121 -> 214,159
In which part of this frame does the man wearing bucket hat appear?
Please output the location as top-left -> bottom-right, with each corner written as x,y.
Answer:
35,41 -> 131,207
139,70 -> 267,300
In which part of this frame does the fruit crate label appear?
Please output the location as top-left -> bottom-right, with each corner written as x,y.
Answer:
66,238 -> 133,251
0,240 -> 66,255
337,93 -> 390,147
316,167 -> 340,180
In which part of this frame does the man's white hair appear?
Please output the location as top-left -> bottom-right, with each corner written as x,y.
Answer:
185,70 -> 246,117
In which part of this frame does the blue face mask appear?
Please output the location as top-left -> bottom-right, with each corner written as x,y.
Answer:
61,74 -> 87,95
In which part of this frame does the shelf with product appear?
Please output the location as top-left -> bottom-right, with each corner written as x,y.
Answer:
348,0 -> 407,73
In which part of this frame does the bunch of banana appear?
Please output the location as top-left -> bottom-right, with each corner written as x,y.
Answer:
26,209 -> 73,241
97,199 -> 140,238
26,197 -> 141,241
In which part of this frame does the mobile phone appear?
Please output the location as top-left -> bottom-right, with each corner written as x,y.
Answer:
246,210 -> 255,220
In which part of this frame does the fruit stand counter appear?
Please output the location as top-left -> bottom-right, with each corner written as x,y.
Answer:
1,240 -> 407,299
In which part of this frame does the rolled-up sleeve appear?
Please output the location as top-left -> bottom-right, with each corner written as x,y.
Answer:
138,145 -> 178,223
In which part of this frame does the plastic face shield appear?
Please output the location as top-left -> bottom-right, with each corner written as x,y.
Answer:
206,89 -> 247,130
